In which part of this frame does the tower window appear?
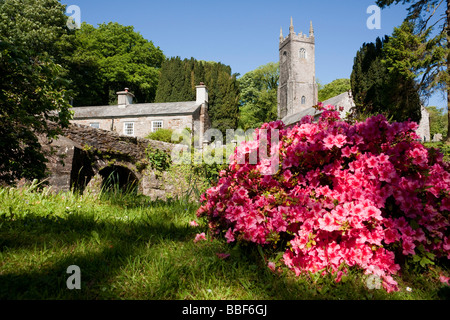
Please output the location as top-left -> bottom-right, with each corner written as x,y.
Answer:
301,96 -> 306,104
299,48 -> 307,59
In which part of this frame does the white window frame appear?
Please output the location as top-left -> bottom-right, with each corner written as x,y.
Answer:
90,122 -> 100,129
151,120 -> 163,133
123,122 -> 134,136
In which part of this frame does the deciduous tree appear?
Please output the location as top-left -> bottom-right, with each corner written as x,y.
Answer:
238,62 -> 279,130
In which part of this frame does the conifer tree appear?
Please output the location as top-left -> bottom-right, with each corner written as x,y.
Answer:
351,36 -> 422,123
155,57 -> 240,134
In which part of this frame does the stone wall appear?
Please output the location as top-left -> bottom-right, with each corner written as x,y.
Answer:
71,114 -> 194,139
41,122 -> 190,200
416,106 -> 431,142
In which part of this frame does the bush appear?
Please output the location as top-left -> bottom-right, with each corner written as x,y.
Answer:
146,128 -> 179,143
197,104 -> 450,293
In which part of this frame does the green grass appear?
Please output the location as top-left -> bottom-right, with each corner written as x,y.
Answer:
0,185 -> 449,300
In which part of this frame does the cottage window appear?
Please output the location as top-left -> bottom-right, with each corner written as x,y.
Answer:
152,121 -> 163,132
90,123 -> 100,129
124,122 -> 134,136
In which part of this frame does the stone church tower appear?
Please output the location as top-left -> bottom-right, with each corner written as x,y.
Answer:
278,18 -> 318,119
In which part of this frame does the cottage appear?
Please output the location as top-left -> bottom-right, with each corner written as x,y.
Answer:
70,83 -> 211,146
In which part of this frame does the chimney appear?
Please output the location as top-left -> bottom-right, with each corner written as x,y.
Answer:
196,82 -> 208,105
117,88 -> 135,108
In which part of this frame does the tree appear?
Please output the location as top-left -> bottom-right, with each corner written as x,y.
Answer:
427,105 -> 448,137
318,78 -> 351,102
376,0 -> 450,141
351,36 -> 422,123
0,0 -> 68,58
155,57 -> 240,135
65,22 -> 165,106
0,0 -> 72,184
238,62 -> 279,130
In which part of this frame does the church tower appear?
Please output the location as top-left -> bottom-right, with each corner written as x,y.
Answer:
278,18 -> 318,119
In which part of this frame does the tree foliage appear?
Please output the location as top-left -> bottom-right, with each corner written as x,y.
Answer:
318,78 -> 351,102
64,22 -> 165,106
238,62 -> 279,130
0,0 -> 72,184
0,0 -> 68,58
351,36 -> 422,123
427,105 -> 448,137
376,0 -> 450,140
155,57 -> 240,134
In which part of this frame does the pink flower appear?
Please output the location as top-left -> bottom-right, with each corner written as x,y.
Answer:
196,112 -> 450,294
216,202 -> 225,212
267,261 -> 276,272
439,274 -> 450,285
283,170 -> 293,182
335,270 -> 344,283
323,135 -> 336,150
190,220 -> 199,227
216,253 -> 230,260
402,239 -> 415,256
225,228 -> 235,243
334,134 -> 346,148
194,233 -> 207,243
318,212 -> 338,231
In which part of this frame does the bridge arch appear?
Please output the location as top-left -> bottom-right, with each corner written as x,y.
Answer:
98,164 -> 139,194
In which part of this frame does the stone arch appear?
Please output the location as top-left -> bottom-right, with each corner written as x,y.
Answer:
98,165 -> 139,194
70,147 -> 95,194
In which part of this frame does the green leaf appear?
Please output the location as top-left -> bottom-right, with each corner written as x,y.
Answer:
257,245 -> 265,262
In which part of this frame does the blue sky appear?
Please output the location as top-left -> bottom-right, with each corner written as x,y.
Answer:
61,0 -> 447,110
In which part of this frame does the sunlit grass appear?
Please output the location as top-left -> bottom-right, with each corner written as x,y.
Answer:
0,185 -> 448,300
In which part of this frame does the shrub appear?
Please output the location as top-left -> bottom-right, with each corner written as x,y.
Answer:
197,104 -> 450,293
146,128 -> 179,143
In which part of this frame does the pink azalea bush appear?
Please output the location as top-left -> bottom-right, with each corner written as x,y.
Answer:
197,105 -> 450,293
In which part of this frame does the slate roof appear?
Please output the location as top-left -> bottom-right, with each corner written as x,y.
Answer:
281,106 -> 322,126
72,101 -> 202,119
321,91 -> 355,114
281,91 -> 355,127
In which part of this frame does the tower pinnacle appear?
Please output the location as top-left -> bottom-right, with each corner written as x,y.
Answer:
289,17 -> 294,34
280,27 -> 283,41
309,21 -> 314,37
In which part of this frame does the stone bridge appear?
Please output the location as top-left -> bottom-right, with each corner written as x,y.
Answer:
42,122 -> 186,200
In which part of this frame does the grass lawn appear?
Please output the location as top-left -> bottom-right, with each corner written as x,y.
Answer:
0,185 -> 449,300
